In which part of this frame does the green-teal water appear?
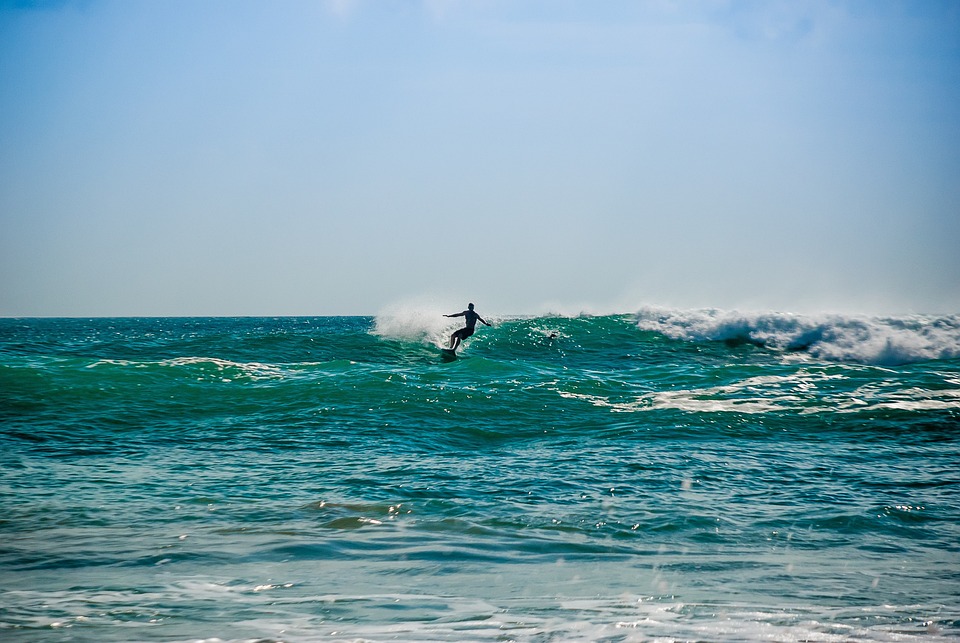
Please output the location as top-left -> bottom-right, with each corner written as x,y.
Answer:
1,312 -> 958,641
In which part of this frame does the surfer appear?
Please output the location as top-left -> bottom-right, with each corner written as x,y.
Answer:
444,303 -> 491,350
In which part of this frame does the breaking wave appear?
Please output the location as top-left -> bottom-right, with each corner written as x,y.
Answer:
636,307 -> 960,365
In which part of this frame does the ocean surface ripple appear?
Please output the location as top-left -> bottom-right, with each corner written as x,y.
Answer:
1,312 -> 958,642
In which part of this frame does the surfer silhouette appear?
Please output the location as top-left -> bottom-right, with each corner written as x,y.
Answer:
444,303 -> 491,350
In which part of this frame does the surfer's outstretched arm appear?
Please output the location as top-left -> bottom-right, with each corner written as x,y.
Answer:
444,312 -> 465,318
478,316 -> 491,326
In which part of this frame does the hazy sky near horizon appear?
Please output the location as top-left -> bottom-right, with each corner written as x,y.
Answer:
1,0 -> 958,317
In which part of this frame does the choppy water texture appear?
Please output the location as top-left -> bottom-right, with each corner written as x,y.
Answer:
1,310 -> 959,642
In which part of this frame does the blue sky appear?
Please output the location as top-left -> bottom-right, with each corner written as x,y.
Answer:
1,0 -> 958,316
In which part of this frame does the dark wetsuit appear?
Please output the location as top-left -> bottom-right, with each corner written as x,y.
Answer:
453,310 -> 481,340
445,306 -> 489,349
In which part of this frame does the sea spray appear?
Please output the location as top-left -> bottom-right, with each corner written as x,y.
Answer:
372,300 -> 461,346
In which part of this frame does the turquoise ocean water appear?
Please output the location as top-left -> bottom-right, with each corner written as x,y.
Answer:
1,309 -> 959,642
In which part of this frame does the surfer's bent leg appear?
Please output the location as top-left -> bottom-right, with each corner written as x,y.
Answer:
451,327 -> 472,350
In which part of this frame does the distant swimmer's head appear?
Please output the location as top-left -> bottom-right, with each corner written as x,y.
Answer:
468,303 -> 475,310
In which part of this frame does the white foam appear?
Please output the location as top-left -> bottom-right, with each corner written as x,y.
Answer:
86,356 -> 285,380
372,299 -> 466,347
7,584 -> 954,642
163,357 -> 283,379
559,371 -> 845,414
636,307 -> 960,365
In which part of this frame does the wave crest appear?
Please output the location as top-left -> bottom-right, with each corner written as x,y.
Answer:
636,307 -> 960,365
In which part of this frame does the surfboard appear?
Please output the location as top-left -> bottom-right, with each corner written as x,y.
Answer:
440,348 -> 457,361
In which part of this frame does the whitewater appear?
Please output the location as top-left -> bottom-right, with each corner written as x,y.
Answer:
1,307 -> 958,642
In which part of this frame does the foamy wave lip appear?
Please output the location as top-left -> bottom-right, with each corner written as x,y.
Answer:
636,307 -> 960,366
